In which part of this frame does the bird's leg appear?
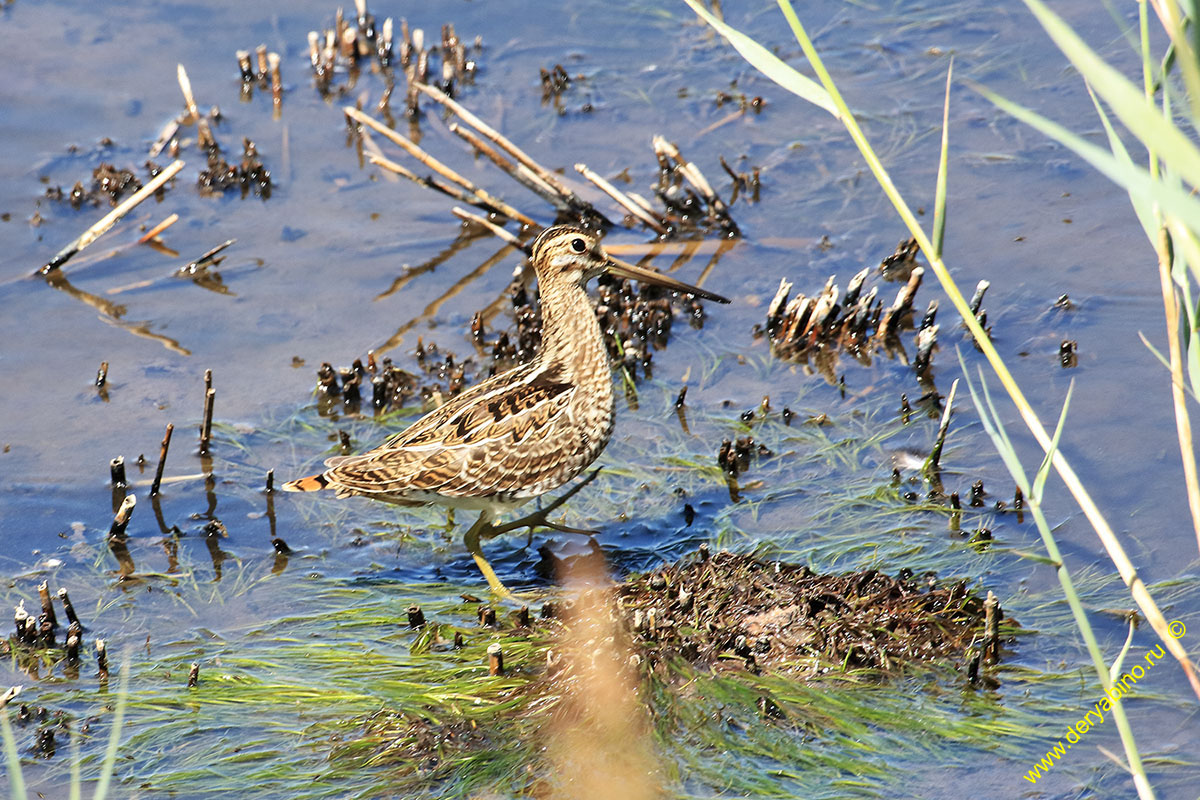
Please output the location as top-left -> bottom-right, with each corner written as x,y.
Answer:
488,468 -> 603,537
462,512 -> 518,603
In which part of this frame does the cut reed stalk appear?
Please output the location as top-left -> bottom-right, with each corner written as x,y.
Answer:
40,160 -> 185,274
450,207 -> 527,250
1155,227 -> 1200,550
414,82 -> 609,222
151,423 -> 174,497
713,0 -> 1200,703
138,213 -> 180,244
575,163 -> 669,234
346,106 -> 536,226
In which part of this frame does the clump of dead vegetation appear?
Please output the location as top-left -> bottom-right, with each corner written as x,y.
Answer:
618,549 -> 1002,673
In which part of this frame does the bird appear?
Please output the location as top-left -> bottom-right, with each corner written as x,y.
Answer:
283,225 -> 729,599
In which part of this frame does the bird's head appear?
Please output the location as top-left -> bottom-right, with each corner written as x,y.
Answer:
527,225 -> 730,304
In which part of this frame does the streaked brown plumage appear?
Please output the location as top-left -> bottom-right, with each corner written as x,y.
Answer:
283,225 -> 729,597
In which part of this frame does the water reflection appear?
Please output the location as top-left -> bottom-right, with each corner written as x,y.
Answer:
42,269 -> 191,355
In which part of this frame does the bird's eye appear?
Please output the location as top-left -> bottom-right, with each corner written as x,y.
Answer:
570,238 -> 587,253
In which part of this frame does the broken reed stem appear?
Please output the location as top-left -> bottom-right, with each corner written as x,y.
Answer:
487,642 -> 504,675
138,213 -> 180,244
95,639 -> 109,681
406,605 -> 426,628
40,160 -> 186,274
149,119 -> 180,158
968,280 -> 989,316
151,423 -> 174,496
96,361 -> 109,387
177,64 -> 200,120
200,387 -> 215,455
186,238 -> 237,270
448,122 -> 564,207
37,582 -> 57,630
0,687 -> 21,709
450,206 -> 527,250
369,153 -> 509,217
652,135 -> 738,232
177,63 -> 217,150
1155,228 -> 1200,553
983,590 -> 1000,664
57,588 -> 81,628
237,50 -> 254,82
66,629 -> 81,665
575,163 -> 669,234
345,106 -> 536,226
413,81 -> 603,218
268,52 -> 283,105
109,456 -> 127,489
109,495 -> 136,539
928,378 -> 959,474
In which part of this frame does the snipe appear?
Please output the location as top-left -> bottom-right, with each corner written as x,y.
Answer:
283,225 -> 729,598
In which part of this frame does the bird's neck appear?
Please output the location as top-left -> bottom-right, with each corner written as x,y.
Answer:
536,279 -> 610,380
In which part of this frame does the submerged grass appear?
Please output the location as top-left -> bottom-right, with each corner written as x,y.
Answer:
8,567 -> 1110,800
2,360 -> 1161,798
685,0 -> 1200,723
683,0 -> 1200,795
4,266 -> 1180,798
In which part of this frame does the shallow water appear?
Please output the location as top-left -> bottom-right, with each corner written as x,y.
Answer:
1,0 -> 1197,797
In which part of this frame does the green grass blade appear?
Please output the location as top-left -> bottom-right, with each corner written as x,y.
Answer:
1021,0 -> 1200,189
976,84 -> 1200,236
932,60 -> 953,259
1149,0 -> 1200,123
961,368 -> 1153,798
1189,314 -> 1200,399
1140,330 -> 1179,376
1140,0 -> 1158,164
1109,617 -> 1136,682
1086,83 -> 1158,240
93,659 -> 130,800
70,724 -> 82,800
680,0 -> 837,116
0,704 -> 28,800
694,0 -> 1200,706
1033,380 -> 1074,501
962,364 -> 1028,494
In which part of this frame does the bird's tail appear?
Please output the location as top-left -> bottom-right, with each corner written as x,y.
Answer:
281,473 -> 331,492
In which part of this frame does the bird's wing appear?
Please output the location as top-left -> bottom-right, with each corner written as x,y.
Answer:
323,363 -> 589,498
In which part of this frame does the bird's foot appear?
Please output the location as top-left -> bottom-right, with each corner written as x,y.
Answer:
488,468 -> 602,537
469,550 -> 521,604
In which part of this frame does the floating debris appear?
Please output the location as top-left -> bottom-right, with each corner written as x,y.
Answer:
539,63 -> 595,116
540,64 -> 571,99
46,162 -> 148,209
1059,339 -> 1078,368
651,135 -> 739,236
197,137 -> 271,198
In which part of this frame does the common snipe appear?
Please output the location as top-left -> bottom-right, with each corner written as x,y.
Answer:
283,225 -> 729,598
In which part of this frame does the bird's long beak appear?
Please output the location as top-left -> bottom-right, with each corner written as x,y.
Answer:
603,256 -> 730,304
